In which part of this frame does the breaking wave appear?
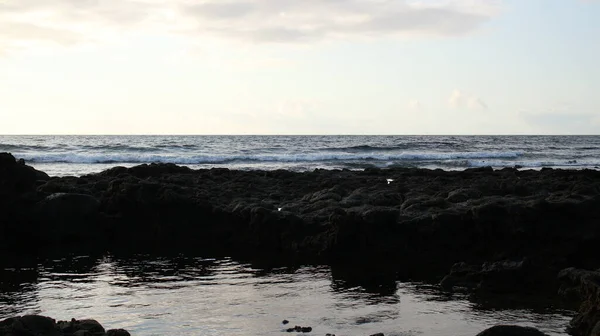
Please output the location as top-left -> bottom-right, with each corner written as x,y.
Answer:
15,151 -> 524,164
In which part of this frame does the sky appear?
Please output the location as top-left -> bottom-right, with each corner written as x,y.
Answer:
0,0 -> 599,135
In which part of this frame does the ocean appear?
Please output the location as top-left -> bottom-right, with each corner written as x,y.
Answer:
1,135 -> 599,176
0,256 -> 574,336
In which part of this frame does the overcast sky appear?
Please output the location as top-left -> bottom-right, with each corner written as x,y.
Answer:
0,0 -> 598,134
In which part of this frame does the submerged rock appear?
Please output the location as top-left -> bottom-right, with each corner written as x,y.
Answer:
475,325 -> 548,336
440,258 -> 557,295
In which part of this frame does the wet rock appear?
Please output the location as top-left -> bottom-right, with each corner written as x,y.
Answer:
475,325 -> 548,336
0,315 -> 59,336
440,259 -> 556,295
558,268 -> 600,336
74,319 -> 105,334
0,315 -> 125,336
285,325 -> 313,333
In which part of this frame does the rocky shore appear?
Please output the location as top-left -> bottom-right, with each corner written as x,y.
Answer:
0,315 -> 555,336
0,315 -> 129,336
2,152 -> 600,335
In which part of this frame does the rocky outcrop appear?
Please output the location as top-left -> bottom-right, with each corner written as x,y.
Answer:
558,268 -> 600,336
0,315 -> 130,336
1,153 -> 600,284
475,325 -> 548,336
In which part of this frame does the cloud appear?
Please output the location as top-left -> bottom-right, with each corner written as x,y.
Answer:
180,0 -> 501,43
448,89 -> 488,109
0,0 -> 502,54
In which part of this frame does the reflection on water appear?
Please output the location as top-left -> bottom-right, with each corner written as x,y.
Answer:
0,256 -> 574,336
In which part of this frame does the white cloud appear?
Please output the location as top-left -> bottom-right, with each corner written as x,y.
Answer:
0,0 -> 502,54
448,89 -> 488,109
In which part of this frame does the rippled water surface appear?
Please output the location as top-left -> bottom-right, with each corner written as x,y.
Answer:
0,256 -> 574,336
2,135 -> 600,176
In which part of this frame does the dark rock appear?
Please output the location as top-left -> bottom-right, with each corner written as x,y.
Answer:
558,268 -> 600,336
369,333 -> 385,336
591,321 -> 600,336
282,320 -> 289,325
300,326 -> 312,332
0,315 -> 59,336
0,315 -> 128,336
475,325 -> 548,336
36,193 -> 100,220
74,319 -> 105,334
440,259 -> 557,295
2,154 -> 600,292
73,330 -> 91,336
0,153 -> 48,195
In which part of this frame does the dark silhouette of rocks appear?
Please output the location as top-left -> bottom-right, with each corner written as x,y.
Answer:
475,325 -> 548,336
2,153 -> 600,334
3,153 -> 599,274
0,315 -> 130,336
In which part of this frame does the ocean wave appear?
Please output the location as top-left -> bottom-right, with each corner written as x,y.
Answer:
321,142 -> 463,152
0,144 -> 54,151
15,151 -> 524,164
322,145 -> 405,152
467,159 -> 600,168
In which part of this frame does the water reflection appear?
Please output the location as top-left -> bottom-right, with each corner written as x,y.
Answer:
0,255 -> 574,336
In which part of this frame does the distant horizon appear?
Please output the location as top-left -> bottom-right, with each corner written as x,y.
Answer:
2,134 -> 600,137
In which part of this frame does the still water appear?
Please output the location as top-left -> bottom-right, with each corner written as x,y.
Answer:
0,256 -> 574,336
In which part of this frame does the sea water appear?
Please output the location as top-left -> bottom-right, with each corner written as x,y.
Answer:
0,256 -> 574,336
0,135 -> 599,176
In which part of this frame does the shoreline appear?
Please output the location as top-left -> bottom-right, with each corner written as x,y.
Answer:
2,152 -> 600,335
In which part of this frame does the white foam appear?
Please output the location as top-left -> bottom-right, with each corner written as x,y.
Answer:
467,159 -> 600,168
15,151 -> 524,164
